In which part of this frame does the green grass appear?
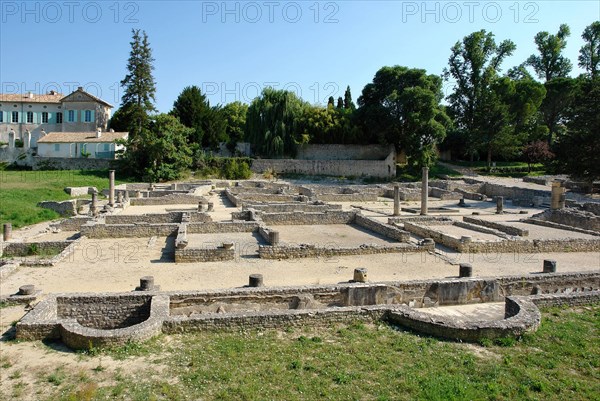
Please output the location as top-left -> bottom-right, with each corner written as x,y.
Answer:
35,304 -> 599,401
0,170 -> 130,228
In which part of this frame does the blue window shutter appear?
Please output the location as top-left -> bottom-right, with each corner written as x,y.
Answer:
91,110 -> 95,122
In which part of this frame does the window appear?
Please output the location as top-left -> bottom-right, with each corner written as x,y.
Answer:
11,111 -> 18,123
0,112 -> 3,123
42,112 -> 49,123
68,110 -> 75,122
84,110 -> 92,122
56,112 -> 63,123
104,144 -> 110,151
27,111 -> 34,123
54,144 -> 60,151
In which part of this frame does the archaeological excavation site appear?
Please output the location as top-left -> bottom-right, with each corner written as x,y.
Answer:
1,170 -> 599,350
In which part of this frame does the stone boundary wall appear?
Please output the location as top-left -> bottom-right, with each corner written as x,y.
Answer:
463,216 -> 529,236
295,144 -> 393,161
403,221 -> 600,253
104,212 -> 212,225
480,181 -> 550,204
15,272 -> 600,347
38,200 -> 79,217
541,209 -> 600,232
51,217 -> 93,231
251,158 -> 395,179
454,188 -> 486,201
259,211 -> 357,226
186,221 -> 259,234
524,218 -> 600,237
224,188 -> 240,206
354,214 -> 410,242
430,187 -> 462,200
238,194 -> 302,204
129,194 -> 204,206
258,243 -> 430,259
315,193 -> 379,202
242,203 -> 342,213
32,157 -> 116,171
175,247 -> 235,263
81,222 -> 179,238
453,221 -> 510,239
1,241 -> 70,258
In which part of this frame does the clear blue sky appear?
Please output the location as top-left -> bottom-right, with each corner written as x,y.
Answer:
1,1 -> 598,112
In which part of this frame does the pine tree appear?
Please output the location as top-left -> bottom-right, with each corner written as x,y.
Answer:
327,96 -> 335,108
120,29 -> 157,138
336,97 -> 344,109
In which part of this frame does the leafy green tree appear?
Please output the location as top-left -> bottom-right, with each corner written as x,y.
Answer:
222,101 -> 248,153
108,108 -> 128,132
299,105 -> 361,144
358,66 -> 450,168
556,76 -> 600,185
171,86 -> 227,149
120,29 -> 157,138
119,114 -> 193,182
525,24 -> 572,82
336,97 -> 344,109
579,21 -> 600,78
343,86 -> 354,109
443,30 -> 516,162
539,77 -> 577,144
245,88 -> 309,157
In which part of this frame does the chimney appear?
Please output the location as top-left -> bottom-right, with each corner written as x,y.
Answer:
27,92 -> 34,99
96,128 -> 102,138
78,86 -> 83,91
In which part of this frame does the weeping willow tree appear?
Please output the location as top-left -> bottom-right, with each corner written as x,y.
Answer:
246,88 -> 309,158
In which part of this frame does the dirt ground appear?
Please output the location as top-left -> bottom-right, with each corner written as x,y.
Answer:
1,180 -> 599,400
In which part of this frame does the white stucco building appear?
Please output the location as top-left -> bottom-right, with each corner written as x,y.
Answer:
36,130 -> 128,159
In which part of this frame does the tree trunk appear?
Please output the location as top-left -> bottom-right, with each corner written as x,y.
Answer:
487,146 -> 492,169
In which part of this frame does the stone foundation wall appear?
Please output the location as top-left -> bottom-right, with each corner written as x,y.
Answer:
81,222 -> 179,238
104,212 -> 212,225
354,214 -> 410,242
258,243 -> 429,259
463,216 -> 529,236
243,203 -> 342,213
57,295 -> 152,329
38,200 -> 78,217
186,221 -> 259,233
542,209 -> 600,232
1,241 -> 70,258
524,218 -> 600,237
175,247 -> 235,263
51,217 -> 93,231
259,210 -> 356,225
32,157 -> 117,171
251,158 -> 395,178
129,194 -> 204,206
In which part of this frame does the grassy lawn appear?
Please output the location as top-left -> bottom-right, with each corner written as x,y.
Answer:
0,170 -> 130,228
15,303 -> 597,401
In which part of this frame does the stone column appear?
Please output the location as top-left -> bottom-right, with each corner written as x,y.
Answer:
496,196 -> 504,214
249,274 -> 264,287
18,285 -> 36,295
3,223 -> 12,241
551,181 -> 565,210
543,260 -> 557,273
90,192 -> 98,215
420,167 -> 429,215
269,231 -> 280,245
459,263 -> 473,278
138,276 -> 155,291
8,131 -> 15,148
23,130 -> 31,149
393,185 -> 401,216
207,202 -> 214,212
353,268 -> 368,283
108,170 -> 115,206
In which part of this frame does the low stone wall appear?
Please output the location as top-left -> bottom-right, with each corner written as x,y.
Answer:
453,221 -> 510,238
315,193 -> 379,202
104,212 -> 211,225
430,187 -> 462,200
187,221 -> 259,233
524,218 -> 600,237
51,217 -> 93,231
258,243 -> 430,259
251,158 -> 395,178
259,210 -> 356,225
15,272 -> 600,348
540,209 -> 600,232
354,214 -> 410,242
403,221 -> 600,253
81,222 -> 179,238
32,156 -> 117,171
1,241 -> 71,258
175,246 -> 235,263
243,203 -> 342,213
38,200 -> 78,217
386,296 -> 541,342
129,194 -> 204,206
463,216 -> 529,236
454,188 -> 486,201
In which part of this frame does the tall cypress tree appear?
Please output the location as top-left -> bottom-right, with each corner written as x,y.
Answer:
120,29 -> 157,138
343,85 -> 354,109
